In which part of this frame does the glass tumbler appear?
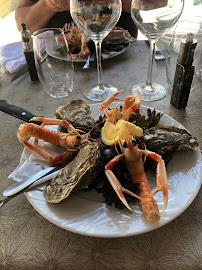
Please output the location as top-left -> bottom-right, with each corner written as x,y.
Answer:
33,28 -> 74,98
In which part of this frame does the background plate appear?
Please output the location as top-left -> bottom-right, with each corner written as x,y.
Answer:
25,104 -> 202,238
46,42 -> 129,62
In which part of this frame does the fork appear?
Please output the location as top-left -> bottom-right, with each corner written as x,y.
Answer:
154,45 -> 166,61
82,54 -> 91,69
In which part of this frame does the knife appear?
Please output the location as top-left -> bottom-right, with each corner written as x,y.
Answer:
0,100 -> 42,125
0,163 -> 65,207
10,64 -> 29,82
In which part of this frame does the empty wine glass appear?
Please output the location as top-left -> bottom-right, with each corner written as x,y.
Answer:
33,28 -> 74,98
131,0 -> 184,101
70,0 -> 122,101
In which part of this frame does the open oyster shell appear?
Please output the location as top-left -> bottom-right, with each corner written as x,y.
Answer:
142,125 -> 199,152
55,99 -> 100,137
44,143 -> 104,203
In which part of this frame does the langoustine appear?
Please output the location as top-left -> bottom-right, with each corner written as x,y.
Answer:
17,117 -> 88,163
105,135 -> 167,221
100,91 -> 168,221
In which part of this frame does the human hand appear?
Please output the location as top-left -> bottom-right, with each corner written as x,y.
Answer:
45,0 -> 70,12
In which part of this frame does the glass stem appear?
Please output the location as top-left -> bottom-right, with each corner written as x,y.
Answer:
145,39 -> 156,89
94,40 -> 103,86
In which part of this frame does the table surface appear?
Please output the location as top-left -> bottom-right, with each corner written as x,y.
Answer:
0,40 -> 201,270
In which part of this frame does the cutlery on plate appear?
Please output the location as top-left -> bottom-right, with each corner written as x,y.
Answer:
0,100 -> 42,125
0,163 -> 65,208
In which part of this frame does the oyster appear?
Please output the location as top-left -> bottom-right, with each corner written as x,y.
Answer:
55,99 -> 100,137
44,143 -> 104,203
142,125 -> 199,152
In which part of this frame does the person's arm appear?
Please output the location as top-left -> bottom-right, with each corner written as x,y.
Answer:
15,0 -> 69,34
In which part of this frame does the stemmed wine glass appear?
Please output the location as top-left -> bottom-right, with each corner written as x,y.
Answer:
70,0 -> 122,101
131,0 -> 184,101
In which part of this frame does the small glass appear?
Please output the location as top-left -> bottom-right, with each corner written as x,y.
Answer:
33,28 -> 74,98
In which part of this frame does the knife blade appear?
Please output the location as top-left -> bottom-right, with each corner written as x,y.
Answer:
0,163 -> 65,208
10,64 -> 29,82
0,100 -> 42,125
3,163 -> 65,197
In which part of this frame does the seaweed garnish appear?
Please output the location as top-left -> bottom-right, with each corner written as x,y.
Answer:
130,109 -> 163,130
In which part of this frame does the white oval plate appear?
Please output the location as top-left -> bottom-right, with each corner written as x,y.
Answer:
46,40 -> 129,62
24,104 -> 202,238
72,45 -> 129,62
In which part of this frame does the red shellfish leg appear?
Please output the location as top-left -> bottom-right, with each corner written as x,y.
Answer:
23,141 -> 77,163
139,149 -> 168,210
23,141 -> 55,163
105,154 -> 141,211
99,90 -> 124,113
29,117 -> 76,132
122,91 -> 141,120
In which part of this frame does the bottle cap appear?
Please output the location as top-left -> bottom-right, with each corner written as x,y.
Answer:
20,23 -> 33,52
177,33 -> 197,66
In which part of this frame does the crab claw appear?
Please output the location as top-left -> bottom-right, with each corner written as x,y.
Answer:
105,169 -> 141,211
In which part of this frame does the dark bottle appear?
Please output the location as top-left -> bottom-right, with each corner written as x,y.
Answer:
170,33 -> 197,108
20,23 -> 39,82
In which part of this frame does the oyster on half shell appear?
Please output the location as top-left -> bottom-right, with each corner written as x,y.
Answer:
44,143 -> 104,203
142,125 -> 199,152
55,99 -> 100,137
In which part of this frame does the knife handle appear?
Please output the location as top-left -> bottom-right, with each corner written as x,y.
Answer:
0,100 -> 41,124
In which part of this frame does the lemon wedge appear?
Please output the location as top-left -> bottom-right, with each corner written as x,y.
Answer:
101,119 -> 143,146
116,119 -> 143,138
101,122 -> 120,146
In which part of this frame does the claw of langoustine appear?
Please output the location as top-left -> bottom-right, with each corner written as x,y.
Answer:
150,157 -> 168,210
105,169 -> 142,211
122,90 -> 141,120
105,154 -> 142,211
99,90 -> 124,113
139,150 -> 168,210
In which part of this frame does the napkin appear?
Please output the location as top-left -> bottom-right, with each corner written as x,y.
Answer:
0,41 -> 26,73
8,133 -> 64,191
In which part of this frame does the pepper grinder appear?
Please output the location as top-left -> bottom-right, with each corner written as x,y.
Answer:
170,33 -> 197,108
20,23 -> 39,81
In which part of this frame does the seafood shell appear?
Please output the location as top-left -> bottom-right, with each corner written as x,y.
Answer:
44,143 -> 104,203
142,125 -> 199,152
55,99 -> 100,137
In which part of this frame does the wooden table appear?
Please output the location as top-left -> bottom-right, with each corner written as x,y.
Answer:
0,40 -> 201,270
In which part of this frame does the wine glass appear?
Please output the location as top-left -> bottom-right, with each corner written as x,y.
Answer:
33,28 -> 74,98
131,0 -> 184,101
70,0 -> 122,101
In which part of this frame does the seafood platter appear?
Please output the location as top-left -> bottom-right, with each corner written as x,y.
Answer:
10,92 -> 202,237
54,23 -> 136,61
